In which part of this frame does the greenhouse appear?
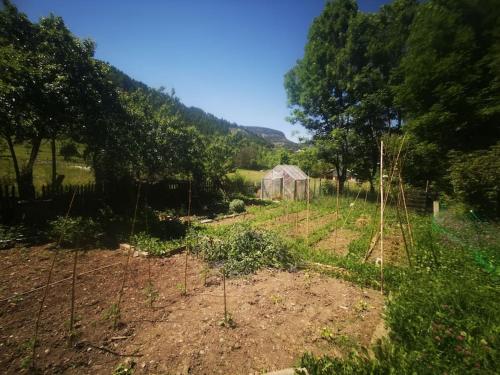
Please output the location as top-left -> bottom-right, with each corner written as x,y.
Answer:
260,165 -> 309,200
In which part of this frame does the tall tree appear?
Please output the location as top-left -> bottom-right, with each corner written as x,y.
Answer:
0,1 -> 118,198
396,0 -> 500,187
285,0 -> 358,192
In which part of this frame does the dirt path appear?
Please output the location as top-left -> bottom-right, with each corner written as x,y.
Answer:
0,246 -> 383,374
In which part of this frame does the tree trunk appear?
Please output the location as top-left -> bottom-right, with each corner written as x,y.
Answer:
369,179 -> 375,194
5,135 -> 21,192
18,137 -> 42,200
338,173 -> 346,194
51,137 -> 57,189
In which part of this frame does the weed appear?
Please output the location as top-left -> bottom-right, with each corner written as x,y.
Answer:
270,294 -> 283,305
229,199 -> 246,213
219,313 -> 236,328
144,282 -> 158,306
354,300 -> 369,313
19,338 -> 35,370
102,303 -> 121,327
113,361 -> 135,375
175,282 -> 187,296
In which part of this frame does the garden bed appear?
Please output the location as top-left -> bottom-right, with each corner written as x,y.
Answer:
0,245 -> 383,374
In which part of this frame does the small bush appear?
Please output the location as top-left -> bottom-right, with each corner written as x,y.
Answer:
191,224 -> 294,276
321,180 -> 335,195
49,216 -> 102,247
131,232 -> 183,256
229,199 -> 246,213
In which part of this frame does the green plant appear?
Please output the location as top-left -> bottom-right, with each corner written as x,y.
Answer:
102,303 -> 121,327
175,282 -> 187,296
448,143 -> 500,218
144,281 -> 158,306
229,199 -> 246,213
298,211 -> 500,374
113,361 -> 135,375
219,313 -> 236,328
131,232 -> 184,257
49,216 -> 102,247
191,223 -> 295,276
19,339 -> 35,370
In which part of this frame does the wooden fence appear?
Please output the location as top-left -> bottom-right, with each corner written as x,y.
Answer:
0,179 -> 219,224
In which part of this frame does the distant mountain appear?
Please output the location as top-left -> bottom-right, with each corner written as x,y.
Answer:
242,126 -> 298,149
107,65 -> 293,149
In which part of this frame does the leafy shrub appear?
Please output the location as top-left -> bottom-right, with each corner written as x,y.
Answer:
191,224 -> 294,276
229,199 -> 246,213
131,232 -> 184,256
59,142 -> 80,161
49,216 -> 102,247
321,180 -> 335,195
448,143 -> 500,218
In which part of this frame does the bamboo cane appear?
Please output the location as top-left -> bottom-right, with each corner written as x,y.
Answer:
69,247 -> 79,341
333,176 -> 340,249
380,141 -> 384,294
223,269 -> 227,322
114,182 -> 141,328
395,187 -> 412,267
399,174 -> 414,248
183,250 -> 188,295
306,175 -> 310,243
32,188 -> 77,368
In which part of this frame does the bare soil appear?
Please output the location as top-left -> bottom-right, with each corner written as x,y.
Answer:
0,245 -> 383,374
288,213 -> 338,238
314,229 -> 359,256
366,229 -> 408,266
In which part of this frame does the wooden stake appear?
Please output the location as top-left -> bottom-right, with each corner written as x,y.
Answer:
69,247 -> 79,340
396,188 -> 412,267
399,175 -> 414,248
145,189 -> 153,306
333,177 -> 340,249
383,134 -> 407,208
222,268 -> 227,322
32,188 -> 77,369
364,232 -> 380,262
187,179 -> 192,226
380,140 -> 384,294
365,187 -> 381,261
306,175 -> 310,243
114,182 -> 141,328
183,250 -> 188,295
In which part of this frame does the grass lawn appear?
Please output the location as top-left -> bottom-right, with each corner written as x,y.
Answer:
0,140 -> 94,189
228,168 -> 267,184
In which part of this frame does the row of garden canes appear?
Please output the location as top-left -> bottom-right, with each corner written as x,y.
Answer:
26,178 -> 236,371
299,135 -> 416,295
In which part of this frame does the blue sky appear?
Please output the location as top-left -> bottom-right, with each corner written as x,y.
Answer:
14,0 -> 389,142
